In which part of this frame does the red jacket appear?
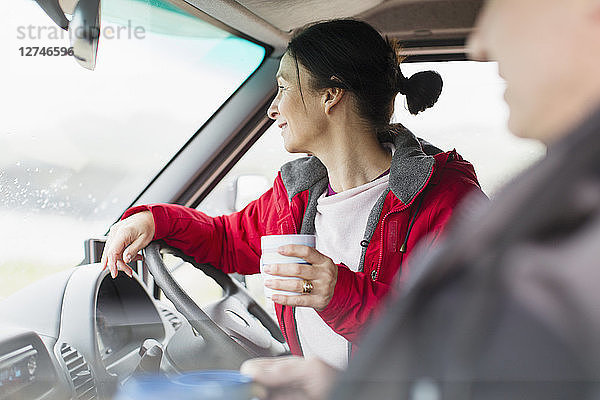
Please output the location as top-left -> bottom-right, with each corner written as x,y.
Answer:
123,126 -> 484,356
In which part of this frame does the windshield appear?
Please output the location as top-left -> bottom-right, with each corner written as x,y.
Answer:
0,0 -> 266,299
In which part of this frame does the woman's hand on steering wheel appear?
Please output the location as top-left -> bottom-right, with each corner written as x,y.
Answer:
100,211 -> 155,278
263,245 -> 338,311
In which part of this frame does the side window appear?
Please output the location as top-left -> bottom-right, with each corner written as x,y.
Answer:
167,124 -> 301,310
199,123 -> 302,216
393,61 -> 545,196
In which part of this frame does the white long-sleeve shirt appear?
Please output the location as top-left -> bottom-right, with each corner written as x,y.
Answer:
295,173 -> 390,369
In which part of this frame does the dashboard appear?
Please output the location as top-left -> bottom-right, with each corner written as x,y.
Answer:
0,329 -> 57,400
0,264 -> 185,400
0,259 -> 286,400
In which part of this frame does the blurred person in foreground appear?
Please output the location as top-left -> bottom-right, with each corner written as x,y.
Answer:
242,0 -> 600,398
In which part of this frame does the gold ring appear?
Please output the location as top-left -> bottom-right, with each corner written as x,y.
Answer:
302,280 -> 313,294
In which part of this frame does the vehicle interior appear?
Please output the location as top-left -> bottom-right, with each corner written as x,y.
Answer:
0,0 -> 547,399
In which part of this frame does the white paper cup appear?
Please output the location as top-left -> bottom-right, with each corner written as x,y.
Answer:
260,235 -> 316,299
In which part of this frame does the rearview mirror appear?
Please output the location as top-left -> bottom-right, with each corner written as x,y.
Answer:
34,0 -> 101,70
34,0 -> 69,30
69,0 -> 101,70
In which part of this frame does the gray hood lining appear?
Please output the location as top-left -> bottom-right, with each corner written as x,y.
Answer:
387,125 -> 436,204
281,156 -> 328,202
299,177 -> 329,235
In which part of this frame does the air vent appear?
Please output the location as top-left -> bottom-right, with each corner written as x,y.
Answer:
160,308 -> 182,330
60,343 -> 97,400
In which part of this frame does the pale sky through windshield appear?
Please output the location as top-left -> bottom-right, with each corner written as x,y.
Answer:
0,0 -> 266,298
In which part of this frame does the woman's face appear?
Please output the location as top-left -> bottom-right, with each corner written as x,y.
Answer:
268,53 -> 325,153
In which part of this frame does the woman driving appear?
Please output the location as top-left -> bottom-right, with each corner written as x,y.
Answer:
101,19 -> 484,369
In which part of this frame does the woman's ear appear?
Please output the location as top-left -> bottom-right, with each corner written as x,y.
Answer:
322,87 -> 345,115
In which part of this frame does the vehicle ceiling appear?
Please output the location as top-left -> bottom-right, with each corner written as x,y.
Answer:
177,0 -> 484,58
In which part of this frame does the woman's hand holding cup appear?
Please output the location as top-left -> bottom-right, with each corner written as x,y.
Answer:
261,235 -> 338,311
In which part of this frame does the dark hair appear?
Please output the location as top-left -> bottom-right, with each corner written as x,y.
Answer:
287,19 -> 442,130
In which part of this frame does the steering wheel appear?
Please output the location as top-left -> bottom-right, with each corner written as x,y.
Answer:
143,241 -> 286,370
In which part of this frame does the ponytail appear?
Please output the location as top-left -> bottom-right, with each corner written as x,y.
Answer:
396,67 -> 443,115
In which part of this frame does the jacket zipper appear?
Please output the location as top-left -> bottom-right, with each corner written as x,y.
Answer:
374,206 -> 408,281
374,164 -> 435,279
278,303 -> 288,343
282,200 -> 304,355
374,166 -> 435,280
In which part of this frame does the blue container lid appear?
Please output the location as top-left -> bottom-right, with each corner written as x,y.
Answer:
173,370 -> 252,387
116,371 -> 253,400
